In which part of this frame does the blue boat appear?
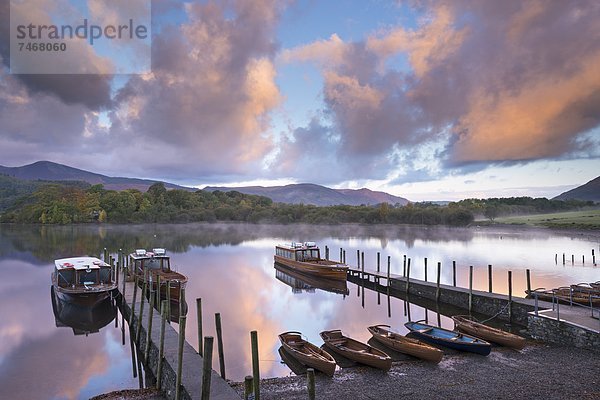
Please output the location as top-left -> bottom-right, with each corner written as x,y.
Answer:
404,321 -> 491,356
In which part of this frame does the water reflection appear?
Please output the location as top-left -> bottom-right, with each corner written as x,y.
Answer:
274,264 -> 349,295
0,223 -> 598,387
51,286 -> 116,336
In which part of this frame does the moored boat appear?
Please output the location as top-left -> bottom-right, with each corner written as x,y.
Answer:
320,329 -> 392,370
404,321 -> 491,356
451,315 -> 525,349
52,256 -> 117,306
367,324 -> 443,362
274,242 -> 348,280
279,331 -> 336,376
525,287 -> 600,306
129,248 -> 188,304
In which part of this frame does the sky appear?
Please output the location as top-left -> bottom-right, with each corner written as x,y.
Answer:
1,0 -> 599,201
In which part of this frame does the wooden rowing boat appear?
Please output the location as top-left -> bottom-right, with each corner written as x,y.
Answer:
404,321 -> 491,356
367,324 -> 443,363
320,329 -> 392,371
279,331 -> 336,376
451,315 -> 525,349
525,287 -> 600,306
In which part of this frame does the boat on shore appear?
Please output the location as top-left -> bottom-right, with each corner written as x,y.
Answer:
129,248 -> 187,304
279,331 -> 336,376
404,321 -> 491,356
320,329 -> 392,370
52,256 -> 117,306
451,315 -> 525,349
367,324 -> 443,362
274,242 -> 348,280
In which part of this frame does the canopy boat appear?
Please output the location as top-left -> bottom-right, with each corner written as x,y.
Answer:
52,256 -> 117,306
404,321 -> 491,356
367,324 -> 443,363
274,242 -> 348,280
129,248 -> 188,304
275,264 -> 349,295
320,329 -> 392,370
279,331 -> 336,376
451,315 -> 525,349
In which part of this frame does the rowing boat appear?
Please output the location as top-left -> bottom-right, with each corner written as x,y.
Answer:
279,331 -> 336,376
451,315 -> 525,349
320,329 -> 392,370
367,324 -> 443,363
404,321 -> 491,356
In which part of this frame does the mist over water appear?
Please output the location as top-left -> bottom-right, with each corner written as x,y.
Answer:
0,223 -> 598,390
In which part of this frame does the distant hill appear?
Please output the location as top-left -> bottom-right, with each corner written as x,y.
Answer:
553,176 -> 600,203
0,161 -> 194,192
203,183 -> 410,206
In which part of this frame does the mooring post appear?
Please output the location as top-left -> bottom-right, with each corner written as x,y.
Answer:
129,323 -> 138,379
179,287 -> 186,318
129,275 -> 138,326
357,250 -> 360,269
436,262 -> 441,302
593,249 -> 596,265
555,254 -> 557,264
325,245 -> 329,260
424,257 -> 428,282
307,368 -> 316,400
452,261 -> 456,287
175,315 -> 187,400
215,313 -> 226,378
144,288 -> 156,361
403,255 -> 406,277
340,248 -> 343,263
343,250 -> 346,264
197,298 -> 203,356
572,254 -> 574,265
406,258 -> 411,294
251,330 -> 260,400
562,253 -> 565,265
166,280 -> 171,322
361,251 -> 365,280
201,336 -> 214,400
136,278 -> 147,344
156,301 -> 167,390
103,248 -> 107,262
115,261 -> 120,287
582,255 -> 584,264
488,264 -> 493,293
244,376 -> 254,400
508,271 -> 513,323
377,252 -> 380,273
156,275 -> 161,312
526,269 -> 531,294
468,265 -> 473,313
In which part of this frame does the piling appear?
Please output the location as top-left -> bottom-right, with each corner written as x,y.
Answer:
436,262 -> 441,302
526,269 -> 531,294
156,301 -> 167,390
377,252 -> 380,273
175,315 -> 187,400
508,271 -> 513,323
424,258 -> 428,282
179,287 -> 186,318
572,254 -> 574,265
251,330 -> 260,400
406,258 -> 411,294
215,313 -> 226,379
343,250 -> 346,264
197,298 -> 203,356
452,261 -> 456,287
156,275 -> 161,311
555,254 -> 558,264
403,255 -> 406,277
129,324 -> 138,379
339,248 -> 343,263
488,264 -> 493,293
201,336 -> 214,400
244,376 -> 253,400
563,253 -> 565,265
307,368 -> 315,400
167,280 -> 172,322
361,252 -> 365,280
136,278 -> 147,344
468,265 -> 473,313
116,261 -> 120,287
144,289 -> 156,361
325,246 -> 329,260
357,250 -> 360,269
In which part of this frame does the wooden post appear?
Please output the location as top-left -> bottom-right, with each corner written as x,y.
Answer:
251,330 -> 260,400
215,313 -> 226,378
129,276 -> 139,326
129,323 -> 138,379
156,301 -> 168,390
179,287 -> 186,318
136,279 -> 147,344
377,252 -> 380,273
406,258 -> 411,294
488,264 -> 493,293
156,275 -> 161,312
508,271 -> 513,323
115,261 -> 120,287
452,261 -> 456,287
555,254 -> 557,264
424,258 -> 428,282
436,262 -> 441,302
357,250 -> 360,269
175,315 -> 187,400
145,289 -> 156,361
166,280 -> 171,322
325,245 -> 329,260
197,298 -> 203,356
403,255 -> 406,277
582,255 -> 584,264
343,250 -> 346,264
340,248 -> 342,263
468,265 -> 473,313
307,368 -> 315,400
361,252 -> 365,279
244,376 -> 253,400
201,336 -> 214,400
572,254 -> 574,265
562,253 -> 565,265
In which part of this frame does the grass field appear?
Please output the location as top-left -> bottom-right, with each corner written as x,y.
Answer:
478,209 -> 600,229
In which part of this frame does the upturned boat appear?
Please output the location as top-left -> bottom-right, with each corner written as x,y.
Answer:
367,324 -> 443,362
274,242 -> 348,280
52,256 -> 117,306
320,329 -> 392,370
129,248 -> 187,303
279,331 -> 336,376
404,321 -> 491,356
451,315 -> 525,349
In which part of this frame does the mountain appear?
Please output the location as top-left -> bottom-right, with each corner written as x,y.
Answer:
203,183 -> 410,206
553,176 -> 600,203
0,161 -> 194,192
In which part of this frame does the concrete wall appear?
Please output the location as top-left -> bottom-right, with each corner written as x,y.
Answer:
527,313 -> 600,352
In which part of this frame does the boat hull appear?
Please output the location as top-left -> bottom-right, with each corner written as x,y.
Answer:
279,332 -> 336,376
405,321 -> 491,356
320,330 -> 392,371
367,325 -> 443,363
451,316 -> 525,349
274,256 -> 348,280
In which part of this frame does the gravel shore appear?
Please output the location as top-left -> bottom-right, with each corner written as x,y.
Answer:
232,340 -> 599,400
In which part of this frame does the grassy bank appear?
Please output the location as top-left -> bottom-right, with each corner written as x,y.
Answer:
477,209 -> 600,229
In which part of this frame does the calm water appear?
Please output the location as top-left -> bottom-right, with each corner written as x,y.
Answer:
1,223 -> 598,398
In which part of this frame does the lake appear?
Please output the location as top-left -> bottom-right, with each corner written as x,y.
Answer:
1,223 -> 598,398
